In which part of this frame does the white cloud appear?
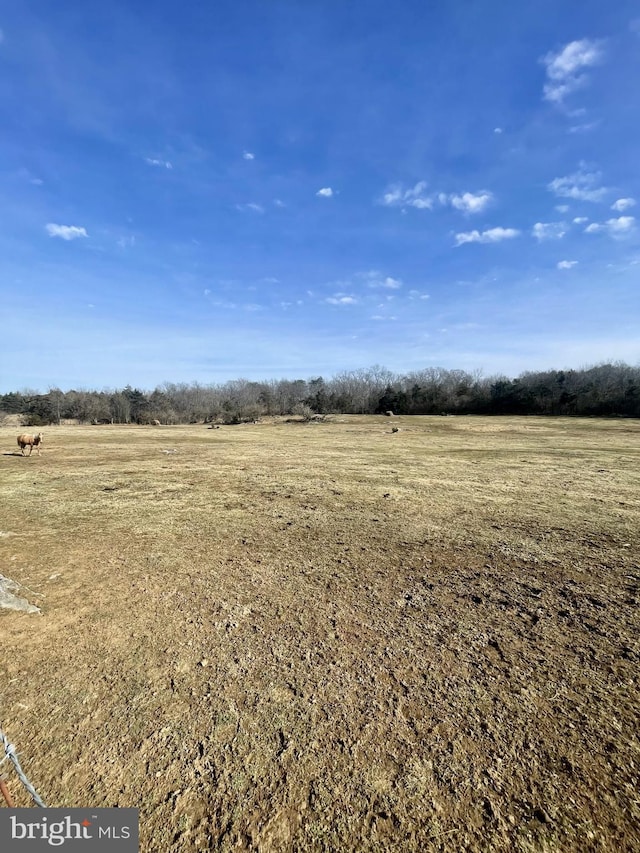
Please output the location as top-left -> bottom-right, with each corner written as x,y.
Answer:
19,168 -> 44,186
607,216 -> 635,233
569,121 -> 599,133
611,198 -> 636,212
355,270 -> 402,290
557,260 -> 578,269
585,216 -> 635,235
381,181 -> 432,209
243,151 -> 255,160
368,275 -> 402,289
145,158 -> 172,169
407,198 -> 432,209
45,224 -> 88,241
445,191 -> 493,214
316,187 -> 334,198
273,199 -> 285,207
203,288 -> 211,296
531,222 -> 567,240
326,295 -> 357,305
548,167 -> 608,202
573,216 -> 588,224
555,205 -> 569,213
117,235 -> 135,249
454,227 -> 520,246
541,39 -> 604,104
494,127 -> 503,134
532,221 -> 567,241
382,187 -> 403,205
236,203 -> 264,213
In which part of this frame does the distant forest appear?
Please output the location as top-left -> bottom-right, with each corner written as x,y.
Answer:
2,363 -> 639,426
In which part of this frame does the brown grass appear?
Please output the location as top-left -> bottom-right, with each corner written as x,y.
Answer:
1,416 -> 639,852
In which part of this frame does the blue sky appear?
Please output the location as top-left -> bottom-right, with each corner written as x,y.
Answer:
1,1 -> 639,392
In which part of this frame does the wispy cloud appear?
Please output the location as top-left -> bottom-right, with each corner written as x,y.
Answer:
585,216 -> 635,235
145,157 -> 173,169
532,221 -> 567,240
363,273 -> 402,289
548,166 -> 608,202
243,151 -> 255,160
383,184 -> 494,214
494,127 -> 503,134
18,168 -> 43,186
45,224 -> 88,241
379,277 -> 401,289
568,121 -> 599,134
326,294 -> 357,305
316,187 -> 334,198
235,203 -> 264,213
440,191 -> 493,214
611,198 -> 636,212
573,216 -> 588,224
557,260 -> 578,269
454,227 -> 520,246
541,39 -> 604,104
381,181 -> 432,209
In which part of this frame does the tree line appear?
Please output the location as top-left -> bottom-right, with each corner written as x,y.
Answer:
2,363 -> 639,426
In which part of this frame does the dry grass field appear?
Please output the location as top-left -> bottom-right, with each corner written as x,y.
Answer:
1,415 -> 639,852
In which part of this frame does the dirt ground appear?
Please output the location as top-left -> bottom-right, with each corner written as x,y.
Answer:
1,416 -> 638,852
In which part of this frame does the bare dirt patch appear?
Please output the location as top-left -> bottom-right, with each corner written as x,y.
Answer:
1,417 -> 639,851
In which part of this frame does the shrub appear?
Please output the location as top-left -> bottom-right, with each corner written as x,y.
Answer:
292,403 -> 315,422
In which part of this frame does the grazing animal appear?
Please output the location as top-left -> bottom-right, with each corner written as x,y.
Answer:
17,433 -> 43,456
391,427 -> 400,433
152,419 -> 161,426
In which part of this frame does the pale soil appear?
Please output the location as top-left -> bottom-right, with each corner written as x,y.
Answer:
1,416 -> 639,852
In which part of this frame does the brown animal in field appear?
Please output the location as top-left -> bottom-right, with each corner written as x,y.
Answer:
17,432 -> 43,455
391,426 -> 400,433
